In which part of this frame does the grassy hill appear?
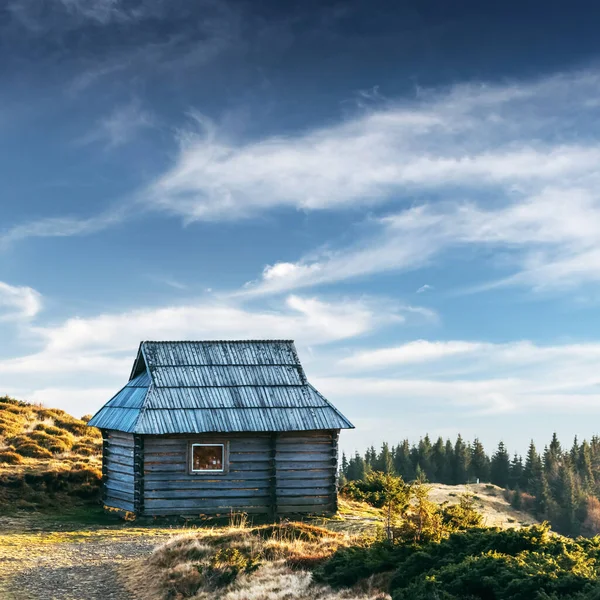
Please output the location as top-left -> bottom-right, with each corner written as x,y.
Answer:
0,396 -> 101,512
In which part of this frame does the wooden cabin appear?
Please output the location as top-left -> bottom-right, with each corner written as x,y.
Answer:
88,340 -> 354,517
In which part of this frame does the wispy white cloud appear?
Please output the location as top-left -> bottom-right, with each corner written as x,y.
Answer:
79,99 -> 154,148
416,284 -> 433,294
0,292 -> 410,413
315,339 -> 600,417
0,293 -> 405,377
0,207 -> 128,247
0,281 -> 42,320
244,185 -> 600,295
339,340 -> 484,369
145,69 -> 600,221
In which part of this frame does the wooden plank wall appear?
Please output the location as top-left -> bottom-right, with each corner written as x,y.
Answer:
141,431 -> 338,516
142,434 -> 272,516
275,431 -> 337,513
104,431 -> 136,512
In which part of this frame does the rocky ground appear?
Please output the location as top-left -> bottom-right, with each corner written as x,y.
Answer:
0,513 -> 184,600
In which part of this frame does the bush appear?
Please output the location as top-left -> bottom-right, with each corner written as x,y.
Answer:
12,441 -> 53,459
388,525 -> 600,599
0,451 -> 24,464
341,472 -> 410,510
71,440 -> 99,456
29,431 -> 74,453
441,494 -> 484,531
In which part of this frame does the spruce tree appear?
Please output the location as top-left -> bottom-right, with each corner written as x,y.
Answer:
341,452 -> 349,477
378,442 -> 395,474
578,440 -> 595,492
470,438 -> 490,483
347,452 -> 367,481
535,473 -> 552,519
557,462 -> 578,535
365,445 -> 377,469
453,435 -> 470,484
418,435 -> 433,478
523,441 -> 543,495
443,439 -> 455,484
431,436 -> 446,483
509,453 -> 524,490
490,441 -> 511,488
570,436 -> 580,465
394,440 -> 414,481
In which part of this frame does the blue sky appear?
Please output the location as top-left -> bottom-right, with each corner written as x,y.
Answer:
3,0 -> 600,456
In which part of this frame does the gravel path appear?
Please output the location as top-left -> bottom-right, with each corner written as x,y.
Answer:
0,530 -> 172,600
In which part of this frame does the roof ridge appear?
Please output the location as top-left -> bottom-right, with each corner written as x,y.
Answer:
142,339 -> 296,344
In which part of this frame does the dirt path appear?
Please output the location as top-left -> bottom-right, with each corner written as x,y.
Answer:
0,521 -> 176,600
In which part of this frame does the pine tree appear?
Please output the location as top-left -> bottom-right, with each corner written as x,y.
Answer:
490,441 -> 511,488
570,436 -> 580,465
557,462 -> 578,535
535,473 -> 552,519
378,442 -> 395,474
453,435 -> 470,484
544,434 -> 562,481
418,435 -> 433,479
578,440 -> 595,492
509,453 -> 524,490
341,452 -> 349,477
346,452 -> 367,481
394,440 -> 414,481
409,444 -> 420,478
523,441 -> 543,495
470,438 -> 490,483
442,439 -> 455,484
431,437 -> 446,483
365,445 -> 378,470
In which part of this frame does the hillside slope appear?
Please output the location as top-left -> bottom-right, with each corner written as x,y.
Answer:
0,396 -> 101,511
428,483 -> 538,529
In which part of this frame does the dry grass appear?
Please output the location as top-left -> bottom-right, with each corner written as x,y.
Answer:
0,396 -> 102,512
122,520 -> 387,600
426,483 -> 538,528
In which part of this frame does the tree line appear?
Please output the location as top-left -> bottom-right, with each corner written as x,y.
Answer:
340,433 -> 600,537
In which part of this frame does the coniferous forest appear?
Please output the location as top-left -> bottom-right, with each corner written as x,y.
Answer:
340,433 -> 600,537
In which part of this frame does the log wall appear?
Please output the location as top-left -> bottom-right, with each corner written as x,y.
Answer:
275,430 -> 338,514
104,431 -> 136,512
139,431 -> 338,516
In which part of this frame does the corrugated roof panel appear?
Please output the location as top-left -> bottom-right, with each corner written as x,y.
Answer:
142,340 -> 300,366
150,365 -> 303,387
87,340 -> 353,434
88,407 -> 139,432
134,406 -> 351,434
143,385 -> 332,410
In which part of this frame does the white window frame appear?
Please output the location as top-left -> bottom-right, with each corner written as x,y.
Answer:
190,442 -> 225,473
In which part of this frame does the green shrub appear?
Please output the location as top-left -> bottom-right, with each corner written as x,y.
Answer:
389,527 -> 600,599
341,471 -> 411,510
441,494 -> 484,531
317,523 -> 600,599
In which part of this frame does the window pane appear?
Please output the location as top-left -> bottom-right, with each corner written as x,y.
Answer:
192,445 -> 223,471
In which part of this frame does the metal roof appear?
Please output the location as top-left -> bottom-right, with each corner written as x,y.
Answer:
88,340 -> 354,434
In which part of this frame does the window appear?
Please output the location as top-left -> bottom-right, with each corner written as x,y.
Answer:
191,443 -> 225,473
